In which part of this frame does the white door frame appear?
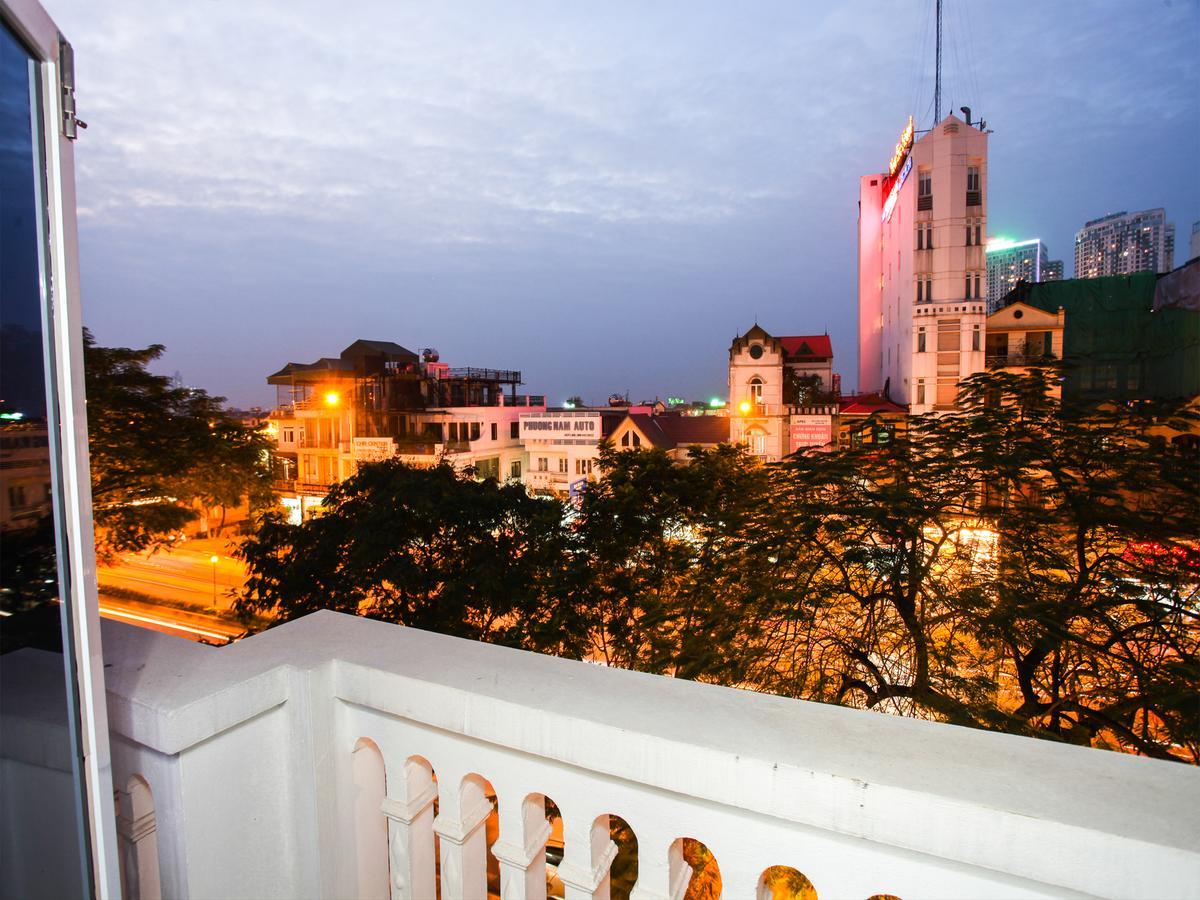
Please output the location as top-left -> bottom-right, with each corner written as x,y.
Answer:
0,1 -> 121,895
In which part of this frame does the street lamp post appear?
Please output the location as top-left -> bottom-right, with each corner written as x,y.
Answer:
210,554 -> 219,611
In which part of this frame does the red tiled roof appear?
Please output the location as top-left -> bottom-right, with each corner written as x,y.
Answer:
779,335 -> 833,359
839,394 -> 907,415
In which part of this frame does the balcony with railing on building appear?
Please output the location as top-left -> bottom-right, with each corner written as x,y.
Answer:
4,611 -> 1196,900
985,340 -> 1057,369
267,340 -> 527,417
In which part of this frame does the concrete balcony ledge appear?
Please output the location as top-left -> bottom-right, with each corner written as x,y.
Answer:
7,610 -> 1199,899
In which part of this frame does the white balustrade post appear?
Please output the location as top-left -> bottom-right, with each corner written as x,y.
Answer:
558,814 -> 617,900
433,781 -> 494,900
665,840 -> 691,900
491,794 -> 553,900
380,781 -> 438,900
627,833 -> 671,900
115,798 -> 161,900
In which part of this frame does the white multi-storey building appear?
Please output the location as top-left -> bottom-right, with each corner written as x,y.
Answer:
518,409 -> 623,498
985,237 -> 1063,313
858,113 -> 989,413
1074,208 -> 1175,278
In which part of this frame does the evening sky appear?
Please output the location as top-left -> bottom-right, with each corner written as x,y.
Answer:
47,1 -> 1200,406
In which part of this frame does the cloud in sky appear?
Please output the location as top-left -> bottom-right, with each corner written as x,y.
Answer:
47,0 -> 1200,406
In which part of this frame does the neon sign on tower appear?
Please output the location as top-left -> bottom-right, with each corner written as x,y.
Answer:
881,115 -> 915,224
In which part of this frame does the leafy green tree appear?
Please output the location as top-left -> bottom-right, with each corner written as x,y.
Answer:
230,367 -> 1198,761
84,330 -> 273,557
570,442 -> 780,682
758,366 -> 1199,760
235,460 -> 576,650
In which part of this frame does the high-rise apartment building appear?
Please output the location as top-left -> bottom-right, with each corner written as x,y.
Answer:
1074,208 -> 1175,278
985,237 -> 1063,313
858,113 -> 988,413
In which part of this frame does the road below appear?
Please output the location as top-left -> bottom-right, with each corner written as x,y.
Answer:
97,537 -> 248,612
98,594 -> 247,643
96,537 -> 255,643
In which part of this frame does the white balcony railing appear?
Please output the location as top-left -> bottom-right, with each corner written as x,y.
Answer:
4,611 -> 1198,899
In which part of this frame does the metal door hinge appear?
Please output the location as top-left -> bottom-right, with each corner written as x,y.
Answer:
59,39 -> 87,139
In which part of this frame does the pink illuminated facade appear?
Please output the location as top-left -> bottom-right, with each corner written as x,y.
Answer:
858,113 -> 989,413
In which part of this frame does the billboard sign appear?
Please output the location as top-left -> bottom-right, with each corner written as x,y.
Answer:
789,415 -> 833,452
881,154 -> 912,224
519,414 -> 601,443
352,437 -> 395,462
887,115 -> 915,177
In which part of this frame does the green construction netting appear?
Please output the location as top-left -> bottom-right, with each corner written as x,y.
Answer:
1005,269 -> 1199,402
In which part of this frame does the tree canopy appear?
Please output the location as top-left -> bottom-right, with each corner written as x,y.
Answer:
84,330 -> 273,557
238,368 -> 1200,762
236,460 -> 576,650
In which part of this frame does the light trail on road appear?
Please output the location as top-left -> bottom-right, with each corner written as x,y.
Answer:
98,602 -> 243,643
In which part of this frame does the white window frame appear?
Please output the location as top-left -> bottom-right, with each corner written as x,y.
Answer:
0,0 -> 121,891
749,377 -> 764,407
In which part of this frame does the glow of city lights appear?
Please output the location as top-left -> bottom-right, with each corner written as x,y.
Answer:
887,115 -> 915,177
986,236 -> 1040,253
324,391 -> 340,407
563,401 -> 576,409
881,154 -> 912,224
0,411 -> 24,421
709,397 -> 726,408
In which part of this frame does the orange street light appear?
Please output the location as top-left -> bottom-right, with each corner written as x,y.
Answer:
324,391 -> 340,407
209,555 -> 219,610
738,400 -> 752,415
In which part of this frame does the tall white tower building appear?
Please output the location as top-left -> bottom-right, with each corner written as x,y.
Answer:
858,113 -> 988,413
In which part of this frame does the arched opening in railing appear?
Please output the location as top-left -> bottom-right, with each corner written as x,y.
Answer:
544,795 -> 566,899
351,737 -> 389,899
757,865 -> 817,900
117,775 -> 161,900
668,837 -> 721,900
603,814 -> 638,900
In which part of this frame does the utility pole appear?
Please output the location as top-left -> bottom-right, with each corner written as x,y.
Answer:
934,0 -> 943,127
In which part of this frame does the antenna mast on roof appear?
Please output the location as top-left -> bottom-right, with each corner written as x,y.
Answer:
933,0 -> 942,127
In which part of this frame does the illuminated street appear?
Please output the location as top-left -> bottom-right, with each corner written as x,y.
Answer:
97,594 -> 245,644
96,537 -> 247,612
